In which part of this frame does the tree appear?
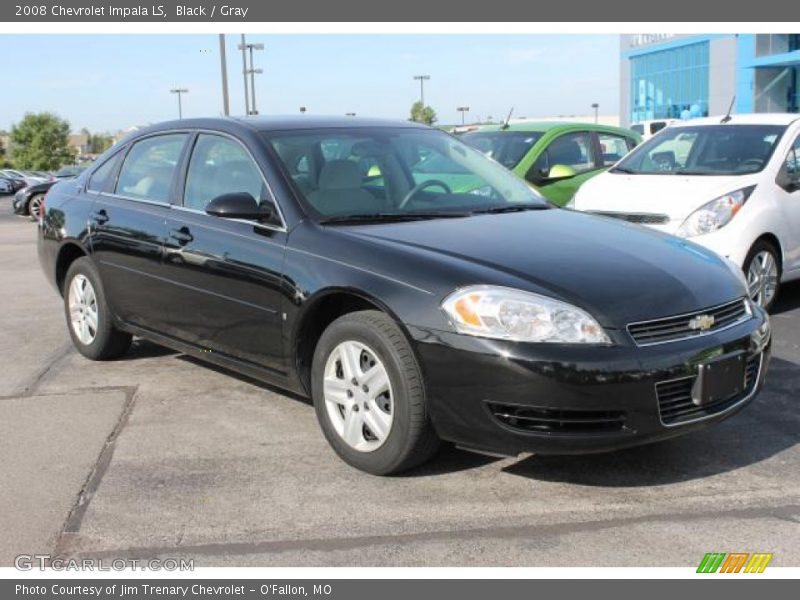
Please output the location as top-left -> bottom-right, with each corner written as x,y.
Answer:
10,112 -> 75,170
409,101 -> 437,125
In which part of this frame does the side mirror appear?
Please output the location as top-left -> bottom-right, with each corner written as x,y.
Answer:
205,192 -> 274,221
547,164 -> 577,181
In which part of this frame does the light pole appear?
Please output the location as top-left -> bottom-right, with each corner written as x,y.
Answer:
238,41 -> 264,115
299,106 -> 307,114
345,112 -> 356,117
170,88 -> 188,119
239,34 -> 249,115
591,102 -> 599,123
413,75 -> 430,107
218,34 -> 230,116
457,106 -> 470,125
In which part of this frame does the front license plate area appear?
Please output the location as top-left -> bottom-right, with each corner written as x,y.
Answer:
691,352 -> 746,406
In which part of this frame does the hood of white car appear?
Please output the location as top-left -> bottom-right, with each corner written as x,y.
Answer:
573,172 -> 761,231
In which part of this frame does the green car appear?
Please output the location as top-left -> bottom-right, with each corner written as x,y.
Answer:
459,122 -> 641,206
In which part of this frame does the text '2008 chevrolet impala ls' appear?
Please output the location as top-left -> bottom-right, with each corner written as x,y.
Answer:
38,117 -> 772,475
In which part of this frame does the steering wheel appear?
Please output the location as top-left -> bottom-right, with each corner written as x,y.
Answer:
398,180 -> 452,209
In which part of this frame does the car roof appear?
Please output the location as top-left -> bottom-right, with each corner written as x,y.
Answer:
138,115 -> 430,136
672,113 -> 800,127
468,121 -> 637,135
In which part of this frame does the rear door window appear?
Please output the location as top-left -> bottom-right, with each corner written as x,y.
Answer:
115,134 -> 188,203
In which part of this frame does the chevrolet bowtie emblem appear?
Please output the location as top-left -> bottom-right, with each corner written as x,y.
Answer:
689,314 -> 716,331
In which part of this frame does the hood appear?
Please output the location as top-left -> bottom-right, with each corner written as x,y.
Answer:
335,209 -> 746,328
574,172 -> 761,231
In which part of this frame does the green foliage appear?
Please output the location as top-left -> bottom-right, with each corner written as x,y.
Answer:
409,101 -> 438,125
10,112 -> 75,170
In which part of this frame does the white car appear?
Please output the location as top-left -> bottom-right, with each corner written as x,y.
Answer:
630,119 -> 678,140
569,113 -> 800,310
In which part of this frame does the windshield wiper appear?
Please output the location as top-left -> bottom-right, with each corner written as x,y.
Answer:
470,204 -> 550,215
319,211 -> 471,225
671,170 -> 716,176
609,166 -> 636,174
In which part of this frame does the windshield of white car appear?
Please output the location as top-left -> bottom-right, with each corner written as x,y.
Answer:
460,131 -> 544,169
264,127 -> 548,220
612,124 -> 786,176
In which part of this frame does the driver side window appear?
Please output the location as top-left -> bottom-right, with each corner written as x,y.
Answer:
530,132 -> 595,182
184,134 -> 266,212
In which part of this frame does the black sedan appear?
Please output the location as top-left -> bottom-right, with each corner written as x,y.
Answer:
1,175 -> 27,195
13,179 -> 56,220
37,117 -> 771,475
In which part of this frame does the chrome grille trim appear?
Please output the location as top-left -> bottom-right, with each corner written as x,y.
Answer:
627,298 -> 751,346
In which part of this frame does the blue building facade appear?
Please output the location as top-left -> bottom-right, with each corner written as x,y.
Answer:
620,34 -> 799,126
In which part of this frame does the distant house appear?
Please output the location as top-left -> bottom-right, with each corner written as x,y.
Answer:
68,132 -> 90,157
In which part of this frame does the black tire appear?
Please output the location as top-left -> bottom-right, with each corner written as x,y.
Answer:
743,239 -> 781,312
27,194 -> 44,221
311,310 -> 440,475
63,257 -> 132,360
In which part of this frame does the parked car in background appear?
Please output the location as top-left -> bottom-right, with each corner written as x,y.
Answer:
461,122 -> 641,206
13,179 -> 58,220
0,177 -> 15,195
39,116 -> 769,475
54,165 -> 86,179
0,168 -> 46,187
569,113 -> 800,311
0,172 -> 27,194
630,119 -> 677,140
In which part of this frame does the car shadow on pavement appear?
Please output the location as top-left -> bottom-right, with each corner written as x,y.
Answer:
500,356 -> 800,487
124,339 -> 180,360
772,280 -> 800,315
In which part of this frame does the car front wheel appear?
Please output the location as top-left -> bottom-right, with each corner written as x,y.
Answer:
311,310 -> 440,475
744,240 -> 781,312
28,194 -> 45,221
64,257 -> 132,360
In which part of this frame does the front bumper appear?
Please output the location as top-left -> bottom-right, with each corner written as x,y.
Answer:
410,308 -> 770,456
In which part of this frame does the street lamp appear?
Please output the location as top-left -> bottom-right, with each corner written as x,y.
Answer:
591,102 -> 599,124
413,75 -> 430,106
345,112 -> 356,117
457,106 -> 470,125
299,106 -> 307,114
170,88 -> 188,119
238,39 -> 264,115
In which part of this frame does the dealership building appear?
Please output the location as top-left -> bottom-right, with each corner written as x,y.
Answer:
620,34 -> 799,127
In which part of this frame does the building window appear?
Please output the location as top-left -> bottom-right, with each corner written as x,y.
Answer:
756,34 -> 800,57
629,42 -> 709,124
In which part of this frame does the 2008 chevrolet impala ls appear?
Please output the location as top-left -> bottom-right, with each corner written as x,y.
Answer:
38,117 -> 771,475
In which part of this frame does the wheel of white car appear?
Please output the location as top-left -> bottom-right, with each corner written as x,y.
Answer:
744,240 -> 781,312
311,310 -> 440,475
64,257 -> 132,360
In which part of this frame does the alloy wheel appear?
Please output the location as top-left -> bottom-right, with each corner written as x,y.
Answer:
323,340 -> 394,452
747,250 -> 779,308
29,195 -> 44,221
68,274 -> 99,345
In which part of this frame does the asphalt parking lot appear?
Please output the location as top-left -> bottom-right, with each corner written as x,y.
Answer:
1,199 -> 799,568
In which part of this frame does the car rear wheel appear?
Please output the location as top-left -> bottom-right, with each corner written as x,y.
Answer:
744,240 -> 781,312
64,257 -> 132,360
27,194 -> 44,221
311,310 -> 440,475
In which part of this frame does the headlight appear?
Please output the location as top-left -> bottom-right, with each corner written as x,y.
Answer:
441,285 -> 611,344
676,186 -> 755,238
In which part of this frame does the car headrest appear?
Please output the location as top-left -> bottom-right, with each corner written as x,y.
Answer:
319,160 -> 362,190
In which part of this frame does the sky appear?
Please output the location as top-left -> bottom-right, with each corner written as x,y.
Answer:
0,34 -> 620,133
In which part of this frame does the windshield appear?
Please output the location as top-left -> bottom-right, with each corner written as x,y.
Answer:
265,127 -> 547,220
461,131 -> 544,169
614,124 -> 786,176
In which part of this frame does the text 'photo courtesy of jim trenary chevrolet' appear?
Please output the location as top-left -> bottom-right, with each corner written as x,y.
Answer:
1,28 -> 799,572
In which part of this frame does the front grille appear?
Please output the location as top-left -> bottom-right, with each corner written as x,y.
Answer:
487,403 -> 627,434
588,210 -> 670,225
628,298 -> 750,346
656,353 -> 761,425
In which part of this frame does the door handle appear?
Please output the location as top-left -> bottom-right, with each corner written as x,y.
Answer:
169,227 -> 194,245
91,209 -> 109,224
